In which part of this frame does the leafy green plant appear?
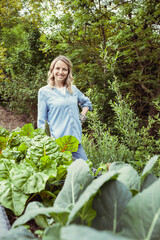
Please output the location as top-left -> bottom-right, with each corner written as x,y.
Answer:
82,109 -> 134,168
10,155 -> 160,240
109,79 -> 160,174
0,123 -> 78,216
83,77 -> 160,176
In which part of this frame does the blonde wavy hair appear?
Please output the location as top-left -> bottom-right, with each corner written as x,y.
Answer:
47,55 -> 74,94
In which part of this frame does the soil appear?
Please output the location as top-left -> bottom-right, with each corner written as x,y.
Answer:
0,105 -> 40,236
7,212 -> 41,237
0,105 -> 33,131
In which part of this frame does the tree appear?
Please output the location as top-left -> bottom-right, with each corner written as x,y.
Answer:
0,16 -> 46,122
0,0 -> 159,131
0,0 -> 22,28
103,0 -> 160,122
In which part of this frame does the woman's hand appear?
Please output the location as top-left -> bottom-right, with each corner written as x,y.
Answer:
79,113 -> 87,125
80,107 -> 89,125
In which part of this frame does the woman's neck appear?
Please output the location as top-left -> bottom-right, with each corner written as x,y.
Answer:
54,82 -> 65,88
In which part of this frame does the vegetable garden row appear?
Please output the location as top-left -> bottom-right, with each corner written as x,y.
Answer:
0,124 -> 160,240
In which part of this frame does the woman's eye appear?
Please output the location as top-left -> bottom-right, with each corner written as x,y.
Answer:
55,67 -> 68,71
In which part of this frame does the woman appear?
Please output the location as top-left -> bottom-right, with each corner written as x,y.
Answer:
37,55 -> 92,161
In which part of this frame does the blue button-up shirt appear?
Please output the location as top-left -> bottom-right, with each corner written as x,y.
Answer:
37,85 -> 92,143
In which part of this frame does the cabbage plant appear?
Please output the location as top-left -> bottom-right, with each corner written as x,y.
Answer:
11,156 -> 160,240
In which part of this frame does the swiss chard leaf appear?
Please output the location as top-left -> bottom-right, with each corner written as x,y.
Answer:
56,135 -> 79,152
18,142 -> 28,153
0,127 -> 9,137
0,137 -> 7,153
0,124 -> 77,216
0,158 -> 14,180
26,136 -> 60,167
0,179 -> 29,216
11,167 -> 49,194
6,132 -> 21,147
19,123 -> 35,137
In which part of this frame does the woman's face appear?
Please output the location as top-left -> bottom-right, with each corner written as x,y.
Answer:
53,60 -> 69,87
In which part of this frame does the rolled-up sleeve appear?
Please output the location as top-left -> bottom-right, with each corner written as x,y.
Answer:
37,89 -> 48,129
76,87 -> 92,111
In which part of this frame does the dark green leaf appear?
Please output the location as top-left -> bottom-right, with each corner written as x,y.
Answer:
67,170 -> 119,224
43,224 -> 62,240
140,174 -> 157,192
60,225 -> 132,240
141,155 -> 159,184
120,179 -> 160,239
109,162 -> 140,191
54,159 -> 93,210
92,180 -> 132,232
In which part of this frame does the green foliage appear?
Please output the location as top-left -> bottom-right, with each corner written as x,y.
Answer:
82,109 -> 135,168
0,0 -> 159,130
0,42 -> 7,82
0,0 -> 22,28
56,136 -> 79,153
109,162 -> 140,192
102,0 -> 160,120
0,226 -> 36,240
85,86 -> 115,126
0,1 -> 159,237
120,180 -> 160,239
0,124 -> 78,216
92,180 -> 132,232
8,156 -> 160,240
0,22 -> 46,120
82,78 -> 160,176
109,79 -> 160,173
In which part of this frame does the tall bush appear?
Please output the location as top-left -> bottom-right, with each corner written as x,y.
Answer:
82,79 -> 160,175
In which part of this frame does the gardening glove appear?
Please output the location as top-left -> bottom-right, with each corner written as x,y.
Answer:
79,113 -> 87,125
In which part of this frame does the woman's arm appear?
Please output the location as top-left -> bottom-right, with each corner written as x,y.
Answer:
76,86 -> 92,111
81,106 -> 89,116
